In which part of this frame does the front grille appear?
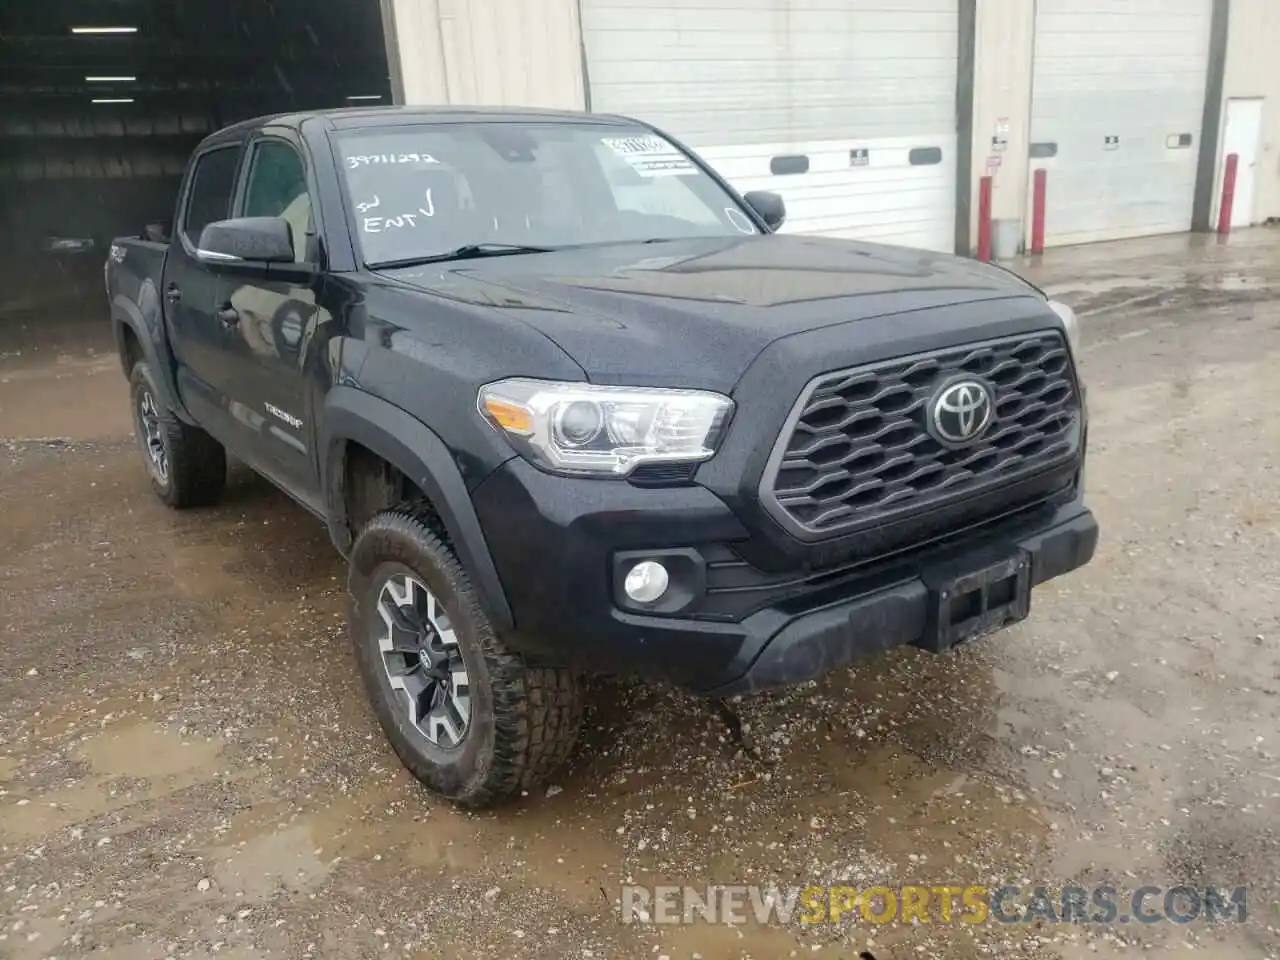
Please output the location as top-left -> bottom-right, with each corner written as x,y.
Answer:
761,331 -> 1081,539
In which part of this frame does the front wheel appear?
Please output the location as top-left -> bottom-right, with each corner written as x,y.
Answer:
348,503 -> 583,808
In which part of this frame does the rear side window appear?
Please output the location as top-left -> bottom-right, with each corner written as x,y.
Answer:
182,147 -> 240,247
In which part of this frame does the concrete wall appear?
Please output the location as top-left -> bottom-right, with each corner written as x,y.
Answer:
968,0 -> 1036,254
386,0 -> 585,110
1221,0 -> 1280,222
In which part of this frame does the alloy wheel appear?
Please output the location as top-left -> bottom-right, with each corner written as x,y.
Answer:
374,573 -> 472,748
137,388 -> 169,482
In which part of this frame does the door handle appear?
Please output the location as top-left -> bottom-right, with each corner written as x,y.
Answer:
216,304 -> 240,326
165,285 -> 182,305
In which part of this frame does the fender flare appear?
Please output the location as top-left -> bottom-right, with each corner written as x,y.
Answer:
320,386 -> 514,632
110,288 -> 189,419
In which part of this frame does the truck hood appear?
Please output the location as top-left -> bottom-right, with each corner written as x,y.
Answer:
377,234 -> 1046,393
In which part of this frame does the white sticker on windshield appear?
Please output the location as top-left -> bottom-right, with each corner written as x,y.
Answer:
346,153 -> 440,169
601,136 -> 697,177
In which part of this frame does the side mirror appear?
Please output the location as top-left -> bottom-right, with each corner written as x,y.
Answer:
743,190 -> 786,231
197,216 -> 295,266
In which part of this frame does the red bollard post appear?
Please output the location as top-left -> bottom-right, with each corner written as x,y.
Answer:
1030,169 -> 1047,255
1217,153 -> 1239,235
977,176 -> 993,261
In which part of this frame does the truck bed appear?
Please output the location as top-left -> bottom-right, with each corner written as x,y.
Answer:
106,237 -> 167,310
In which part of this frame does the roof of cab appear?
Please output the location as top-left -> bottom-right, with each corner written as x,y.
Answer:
198,105 -> 638,148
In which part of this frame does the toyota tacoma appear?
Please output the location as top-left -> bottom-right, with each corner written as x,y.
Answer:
104,106 -> 1098,808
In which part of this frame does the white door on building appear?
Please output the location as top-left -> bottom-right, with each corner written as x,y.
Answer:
578,0 -> 960,253
1218,97 -> 1264,228
1028,0 -> 1213,247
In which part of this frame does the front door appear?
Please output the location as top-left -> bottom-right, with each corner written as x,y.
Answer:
220,134 -> 324,505
1221,98 -> 1263,229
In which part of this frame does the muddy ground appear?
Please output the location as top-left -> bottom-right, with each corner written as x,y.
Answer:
1,231 -> 1279,960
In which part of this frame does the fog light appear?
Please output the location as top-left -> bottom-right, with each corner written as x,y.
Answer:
624,560 -> 669,604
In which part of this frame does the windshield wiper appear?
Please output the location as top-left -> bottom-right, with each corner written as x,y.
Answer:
369,243 -> 557,269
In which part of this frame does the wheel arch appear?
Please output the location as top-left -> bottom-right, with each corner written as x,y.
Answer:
321,385 -> 515,632
111,289 -> 190,420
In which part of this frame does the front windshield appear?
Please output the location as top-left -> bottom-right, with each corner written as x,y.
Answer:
333,121 -> 761,265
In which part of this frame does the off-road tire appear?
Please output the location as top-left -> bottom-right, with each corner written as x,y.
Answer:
348,502 -> 583,808
128,360 -> 226,508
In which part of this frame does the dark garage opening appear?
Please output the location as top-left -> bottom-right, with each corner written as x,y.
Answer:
0,0 -> 392,357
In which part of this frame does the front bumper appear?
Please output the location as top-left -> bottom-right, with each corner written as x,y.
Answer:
702,503 -> 1097,697
471,457 -> 1098,696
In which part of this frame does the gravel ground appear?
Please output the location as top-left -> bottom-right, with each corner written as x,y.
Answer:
1,231 -> 1279,960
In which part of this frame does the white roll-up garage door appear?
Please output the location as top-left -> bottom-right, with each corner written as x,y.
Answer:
1029,0 -> 1212,247
579,0 -> 959,253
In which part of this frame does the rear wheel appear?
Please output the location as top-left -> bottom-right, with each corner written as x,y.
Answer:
128,361 -> 226,508
348,503 -> 583,808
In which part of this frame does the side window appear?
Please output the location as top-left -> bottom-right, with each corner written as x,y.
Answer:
242,140 -> 311,262
182,147 -> 240,247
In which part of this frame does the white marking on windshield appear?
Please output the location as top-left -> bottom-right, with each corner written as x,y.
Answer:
346,153 -> 440,169
726,208 -> 756,234
362,190 -> 435,233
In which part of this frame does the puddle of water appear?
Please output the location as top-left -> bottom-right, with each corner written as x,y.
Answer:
211,773 -> 640,907
1213,272 -> 1265,290
90,939 -> 269,960
214,823 -> 332,899
210,782 -> 458,900
1043,275 -> 1154,299
1,720 -> 223,841
83,718 -> 223,779
1,914 -> 74,960
659,920 -> 808,957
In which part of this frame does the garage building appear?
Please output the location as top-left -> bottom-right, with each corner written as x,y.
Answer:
5,0 -> 1280,336
1027,0 -> 1214,247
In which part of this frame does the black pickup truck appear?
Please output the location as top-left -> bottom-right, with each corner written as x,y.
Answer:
105,106 -> 1098,808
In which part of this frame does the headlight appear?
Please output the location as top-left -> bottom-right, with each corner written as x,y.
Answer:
1046,299 -> 1081,356
478,378 -> 734,477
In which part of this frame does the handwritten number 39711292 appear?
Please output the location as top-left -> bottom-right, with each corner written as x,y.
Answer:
361,189 -> 436,233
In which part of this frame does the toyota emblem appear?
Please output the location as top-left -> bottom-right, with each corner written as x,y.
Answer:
928,378 -> 994,446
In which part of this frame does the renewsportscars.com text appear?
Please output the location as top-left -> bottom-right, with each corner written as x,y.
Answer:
619,884 -> 1248,926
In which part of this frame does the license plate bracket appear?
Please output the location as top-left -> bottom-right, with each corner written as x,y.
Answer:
918,552 -> 1032,653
